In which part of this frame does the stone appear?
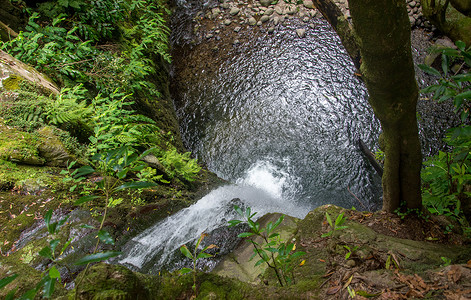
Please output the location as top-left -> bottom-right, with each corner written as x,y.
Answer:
257,20 -> 262,26
224,19 -> 232,25
222,2 -> 230,9
260,15 -> 270,23
234,26 -> 242,32
230,7 -> 240,16
248,17 -> 257,25
303,16 -> 310,23
268,27 -> 275,33
273,16 -> 280,25
260,0 -> 272,7
212,7 -> 221,16
303,0 -> 314,9
309,23 -> 316,29
275,6 -> 283,15
346,260 -> 356,268
296,28 -> 306,38
264,7 -> 274,15
286,6 -> 297,15
206,33 -> 214,39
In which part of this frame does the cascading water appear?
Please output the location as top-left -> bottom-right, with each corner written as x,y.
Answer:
119,160 -> 308,273
118,18 -> 383,273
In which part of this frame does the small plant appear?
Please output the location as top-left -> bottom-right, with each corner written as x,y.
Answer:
228,206 -> 306,286
441,256 -> 452,267
179,233 -> 217,295
343,245 -> 358,260
321,212 -> 348,238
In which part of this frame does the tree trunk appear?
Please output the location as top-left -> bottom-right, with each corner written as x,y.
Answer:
348,0 -> 422,212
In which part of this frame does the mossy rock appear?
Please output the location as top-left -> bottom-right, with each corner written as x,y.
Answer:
0,122 -> 45,165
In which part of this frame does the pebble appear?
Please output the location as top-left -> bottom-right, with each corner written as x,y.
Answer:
303,0 -> 314,9
275,6 -> 284,15
303,16 -> 310,23
296,28 -> 306,38
230,7 -> 240,15
260,0 -> 271,7
212,7 -> 221,16
264,8 -> 274,16
268,27 -> 275,33
273,16 -> 280,25
309,23 -> 316,29
261,15 -> 270,23
286,6 -> 297,15
346,260 -> 356,268
234,26 -> 242,32
224,19 -> 232,25
257,20 -> 262,26
248,17 -> 257,26
206,33 -> 214,39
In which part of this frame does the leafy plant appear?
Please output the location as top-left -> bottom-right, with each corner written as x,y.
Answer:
179,233 -> 217,295
228,206 -> 306,286
343,245 -> 358,260
419,40 -> 471,235
418,40 -> 471,121
441,256 -> 452,267
321,212 -> 348,238
159,148 -> 201,182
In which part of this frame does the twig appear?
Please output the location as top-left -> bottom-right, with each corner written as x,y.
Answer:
347,186 -> 367,210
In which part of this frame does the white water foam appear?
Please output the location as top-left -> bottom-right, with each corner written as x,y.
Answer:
118,159 -> 309,272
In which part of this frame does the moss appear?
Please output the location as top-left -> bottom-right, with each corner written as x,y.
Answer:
0,122 -> 45,165
1,75 -> 23,90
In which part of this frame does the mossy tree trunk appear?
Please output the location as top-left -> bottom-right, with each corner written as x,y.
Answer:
348,0 -> 422,212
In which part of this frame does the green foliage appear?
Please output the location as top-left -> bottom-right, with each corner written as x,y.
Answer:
179,232 -> 217,295
159,148 -> 201,182
343,245 -> 358,260
228,206 -> 306,287
88,90 -> 161,154
420,40 -> 471,235
440,256 -> 452,267
419,40 -> 471,121
321,212 -> 348,238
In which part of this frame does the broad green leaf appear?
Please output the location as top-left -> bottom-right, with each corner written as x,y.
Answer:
335,213 -> 345,226
115,181 -> 157,191
0,274 -> 18,289
44,210 -> 53,229
254,259 -> 265,267
49,266 -> 61,280
74,251 -> 121,265
441,53 -> 449,76
97,230 -> 115,245
74,165 -> 95,178
325,212 -> 332,227
5,288 -> 17,300
418,64 -> 441,77
42,276 -> 55,299
49,239 -> 60,253
456,40 -> 466,51
179,267 -> 192,275
336,226 -> 348,230
196,252 -> 213,259
17,288 -> 37,300
264,247 -> 278,253
238,232 -> 254,238
60,238 -> 72,255
75,195 -> 99,205
290,251 -> 306,259
228,220 -> 242,227
179,245 -> 193,260
273,215 -> 284,230
234,205 -> 243,217
321,231 -> 333,238
39,246 -> 53,260
269,233 -> 280,239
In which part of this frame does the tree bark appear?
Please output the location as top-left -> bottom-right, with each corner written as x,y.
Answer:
348,0 -> 422,212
